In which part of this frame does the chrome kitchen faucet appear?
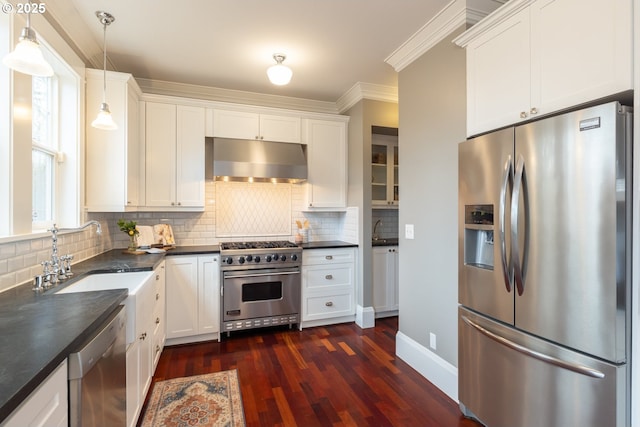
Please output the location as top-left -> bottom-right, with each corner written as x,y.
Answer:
33,221 -> 102,291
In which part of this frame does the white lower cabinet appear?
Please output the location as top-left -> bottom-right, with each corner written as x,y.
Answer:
1,360 -> 67,427
165,255 -> 220,344
372,246 -> 399,317
126,262 -> 165,427
302,247 -> 356,327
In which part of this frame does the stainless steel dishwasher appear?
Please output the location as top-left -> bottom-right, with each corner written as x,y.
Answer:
68,305 -> 127,427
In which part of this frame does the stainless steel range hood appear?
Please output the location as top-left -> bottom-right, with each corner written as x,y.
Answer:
205,137 -> 307,183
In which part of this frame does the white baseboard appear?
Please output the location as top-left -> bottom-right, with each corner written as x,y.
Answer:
356,305 -> 375,328
395,331 -> 459,402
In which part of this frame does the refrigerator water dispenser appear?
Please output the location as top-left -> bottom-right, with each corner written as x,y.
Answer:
464,205 -> 494,270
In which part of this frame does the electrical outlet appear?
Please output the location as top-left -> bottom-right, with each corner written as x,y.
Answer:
429,332 -> 437,350
405,224 -> 414,239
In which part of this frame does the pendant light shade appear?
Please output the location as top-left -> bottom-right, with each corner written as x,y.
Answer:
92,11 -> 117,131
91,102 -> 117,130
267,54 -> 292,86
2,3 -> 54,77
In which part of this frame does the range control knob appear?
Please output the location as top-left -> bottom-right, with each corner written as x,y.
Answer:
225,257 -> 233,265
280,255 -> 287,261
266,255 -> 272,262
238,256 -> 245,264
254,256 -> 261,263
291,254 -> 298,261
246,255 -> 253,262
272,253 -> 279,261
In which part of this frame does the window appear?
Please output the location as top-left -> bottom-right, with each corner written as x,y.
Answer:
31,75 -> 57,229
0,9 -> 83,239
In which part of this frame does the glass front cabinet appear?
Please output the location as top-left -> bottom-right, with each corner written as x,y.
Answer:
371,131 -> 398,208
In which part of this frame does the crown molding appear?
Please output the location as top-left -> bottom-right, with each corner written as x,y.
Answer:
336,82 -> 398,113
385,0 -> 505,72
136,78 -> 339,114
453,0 -> 532,47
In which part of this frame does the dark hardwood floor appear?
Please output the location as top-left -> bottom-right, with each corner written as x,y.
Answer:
144,317 -> 482,427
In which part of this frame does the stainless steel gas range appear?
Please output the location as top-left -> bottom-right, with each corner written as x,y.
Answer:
219,241 -> 302,336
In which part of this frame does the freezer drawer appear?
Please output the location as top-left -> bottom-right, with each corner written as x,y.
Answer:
458,307 -> 628,427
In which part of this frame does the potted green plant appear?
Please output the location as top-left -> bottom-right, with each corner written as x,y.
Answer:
117,219 -> 139,251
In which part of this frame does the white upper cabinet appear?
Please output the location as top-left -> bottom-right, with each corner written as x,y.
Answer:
211,109 -> 301,143
85,70 -> 142,212
144,102 -> 205,209
458,0 -> 632,136
304,118 -> 348,209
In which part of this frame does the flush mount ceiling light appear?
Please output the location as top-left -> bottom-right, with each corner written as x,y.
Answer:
91,11 -> 117,131
2,0 -> 53,76
267,53 -> 292,86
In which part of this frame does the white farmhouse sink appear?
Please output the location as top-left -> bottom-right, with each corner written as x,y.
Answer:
56,271 -> 152,295
57,271 -> 154,345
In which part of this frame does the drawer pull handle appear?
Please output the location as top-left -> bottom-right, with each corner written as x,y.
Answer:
156,274 -> 160,280
156,317 -> 160,325
155,345 -> 161,354
140,332 -> 147,341
325,255 -> 333,260
156,293 -> 160,300
325,301 -> 333,307
325,274 -> 333,280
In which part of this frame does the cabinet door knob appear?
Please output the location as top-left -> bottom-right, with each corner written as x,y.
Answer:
325,301 -> 334,307
171,202 -> 175,206
530,107 -> 538,115
156,274 -> 160,280
325,274 -> 333,280
156,293 -> 160,300
155,345 -> 161,354
520,111 -> 528,119
156,317 -> 160,324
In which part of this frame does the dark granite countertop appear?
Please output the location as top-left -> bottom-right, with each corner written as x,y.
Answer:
0,248 -> 163,423
300,240 -> 358,249
372,238 -> 399,246
165,245 -> 220,255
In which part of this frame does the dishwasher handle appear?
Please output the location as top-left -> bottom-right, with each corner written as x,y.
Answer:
68,305 -> 126,380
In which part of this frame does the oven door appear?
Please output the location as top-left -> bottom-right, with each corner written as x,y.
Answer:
222,267 -> 300,322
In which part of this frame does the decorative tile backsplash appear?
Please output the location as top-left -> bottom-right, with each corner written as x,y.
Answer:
215,182 -> 291,237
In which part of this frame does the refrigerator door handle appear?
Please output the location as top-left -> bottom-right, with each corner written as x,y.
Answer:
461,314 -> 605,379
499,155 -> 513,293
511,154 -> 525,296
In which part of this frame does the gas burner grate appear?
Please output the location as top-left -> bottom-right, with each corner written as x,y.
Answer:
220,241 -> 299,251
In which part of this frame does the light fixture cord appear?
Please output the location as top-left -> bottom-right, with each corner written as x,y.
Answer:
101,19 -> 107,103
26,0 -> 32,30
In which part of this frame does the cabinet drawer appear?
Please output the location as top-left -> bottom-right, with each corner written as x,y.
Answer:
304,264 -> 353,291
303,248 -> 354,265
303,292 -> 354,320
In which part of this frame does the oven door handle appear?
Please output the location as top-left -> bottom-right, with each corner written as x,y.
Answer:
224,270 -> 300,279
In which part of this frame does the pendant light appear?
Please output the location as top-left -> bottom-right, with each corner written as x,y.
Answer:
2,0 -> 53,76
267,54 -> 292,86
91,11 -> 117,130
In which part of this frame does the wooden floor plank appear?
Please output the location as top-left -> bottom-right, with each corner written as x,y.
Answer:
143,317 -> 481,427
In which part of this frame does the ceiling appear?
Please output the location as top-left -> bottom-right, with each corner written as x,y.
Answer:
45,0 -> 452,103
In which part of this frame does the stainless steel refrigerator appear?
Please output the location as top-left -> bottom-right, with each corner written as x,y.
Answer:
458,101 -> 632,427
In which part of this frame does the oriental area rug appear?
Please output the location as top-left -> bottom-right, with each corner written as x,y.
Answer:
141,370 -> 246,427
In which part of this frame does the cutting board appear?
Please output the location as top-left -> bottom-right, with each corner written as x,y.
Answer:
136,226 -> 155,248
